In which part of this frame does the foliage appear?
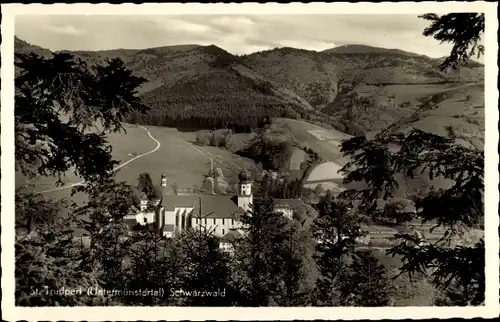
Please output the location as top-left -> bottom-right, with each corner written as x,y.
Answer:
137,172 -> 155,199
230,198 -> 296,306
311,194 -> 366,305
71,178 -> 135,291
420,13 -> 485,70
15,229 -> 109,306
195,129 -> 233,149
200,176 -> 217,195
13,13 -> 487,307
340,250 -> 392,306
273,220 -> 316,306
313,184 -> 325,196
374,199 -> 416,226
339,127 -> 485,305
123,227 -> 180,305
15,186 -> 69,234
15,52 -> 148,184
257,174 -> 304,200
174,227 -> 234,306
129,71 -> 285,133
238,132 -> 294,171
14,52 -> 148,306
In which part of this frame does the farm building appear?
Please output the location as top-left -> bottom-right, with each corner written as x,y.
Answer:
219,230 -> 243,254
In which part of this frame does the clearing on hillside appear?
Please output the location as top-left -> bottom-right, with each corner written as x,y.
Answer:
271,118 -> 352,165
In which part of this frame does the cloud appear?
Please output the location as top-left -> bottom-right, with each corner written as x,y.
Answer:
209,16 -> 255,32
161,18 -> 214,34
42,24 -> 88,35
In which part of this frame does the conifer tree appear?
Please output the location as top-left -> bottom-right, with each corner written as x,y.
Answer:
123,224 -> 176,305
14,52 -> 147,305
340,129 -> 484,305
311,194 -> 365,305
175,225 -> 233,306
274,220 -> 315,306
419,13 -> 484,70
340,250 -> 392,306
15,52 -> 147,184
334,15 -> 487,305
137,172 -> 155,199
230,198 -> 294,306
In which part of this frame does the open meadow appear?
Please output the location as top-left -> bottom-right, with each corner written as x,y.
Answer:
18,123 -> 254,205
351,82 -> 485,141
272,118 -> 352,164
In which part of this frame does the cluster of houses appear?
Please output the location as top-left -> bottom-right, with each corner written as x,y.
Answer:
123,169 -> 307,253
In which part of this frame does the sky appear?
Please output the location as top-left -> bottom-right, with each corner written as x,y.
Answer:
15,14 -> 461,58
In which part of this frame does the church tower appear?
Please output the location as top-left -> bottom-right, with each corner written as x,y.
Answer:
160,173 -> 168,187
237,168 -> 253,212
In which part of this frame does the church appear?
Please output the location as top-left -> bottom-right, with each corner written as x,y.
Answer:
123,168 -> 307,246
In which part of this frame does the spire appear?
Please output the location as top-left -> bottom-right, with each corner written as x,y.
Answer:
238,167 -> 252,183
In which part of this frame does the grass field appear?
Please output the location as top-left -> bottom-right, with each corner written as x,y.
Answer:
272,118 -> 352,165
19,123 -> 254,204
354,82 -> 485,142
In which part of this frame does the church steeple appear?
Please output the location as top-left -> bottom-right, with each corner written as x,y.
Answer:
160,173 -> 167,187
237,165 -> 253,212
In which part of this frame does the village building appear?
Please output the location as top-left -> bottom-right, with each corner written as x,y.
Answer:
123,169 -> 307,244
219,230 -> 243,254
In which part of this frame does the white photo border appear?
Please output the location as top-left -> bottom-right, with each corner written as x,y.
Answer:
1,2 -> 498,320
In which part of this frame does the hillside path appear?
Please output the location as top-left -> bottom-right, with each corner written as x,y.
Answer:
37,126 -> 161,194
179,140 -> 243,171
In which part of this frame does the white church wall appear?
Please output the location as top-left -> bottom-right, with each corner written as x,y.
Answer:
164,210 -> 176,226
145,212 -> 155,224
136,211 -> 155,225
237,195 -> 253,213
191,217 -> 239,237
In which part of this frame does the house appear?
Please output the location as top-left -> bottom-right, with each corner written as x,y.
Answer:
125,169 -> 307,242
273,199 -> 307,220
219,230 -> 243,254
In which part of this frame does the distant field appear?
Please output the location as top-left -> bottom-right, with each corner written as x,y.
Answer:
357,83 -> 459,106
272,118 -> 351,165
290,148 -> 306,171
354,82 -> 485,142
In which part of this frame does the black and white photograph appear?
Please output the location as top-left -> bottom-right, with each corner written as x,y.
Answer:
1,2 -> 498,320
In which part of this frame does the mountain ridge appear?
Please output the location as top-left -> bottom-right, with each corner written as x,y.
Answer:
15,36 -> 484,141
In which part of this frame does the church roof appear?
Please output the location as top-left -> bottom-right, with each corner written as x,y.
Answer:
195,195 -> 242,219
161,194 -> 241,219
221,230 -> 243,242
162,195 -> 198,210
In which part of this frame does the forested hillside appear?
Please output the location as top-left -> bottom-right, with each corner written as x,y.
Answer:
15,35 -> 484,136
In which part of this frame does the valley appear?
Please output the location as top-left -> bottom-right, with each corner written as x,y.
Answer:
11,10 -> 488,310
15,38 -> 484,236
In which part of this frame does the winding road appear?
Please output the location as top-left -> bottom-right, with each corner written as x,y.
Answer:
37,124 -> 244,194
37,126 -> 161,194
